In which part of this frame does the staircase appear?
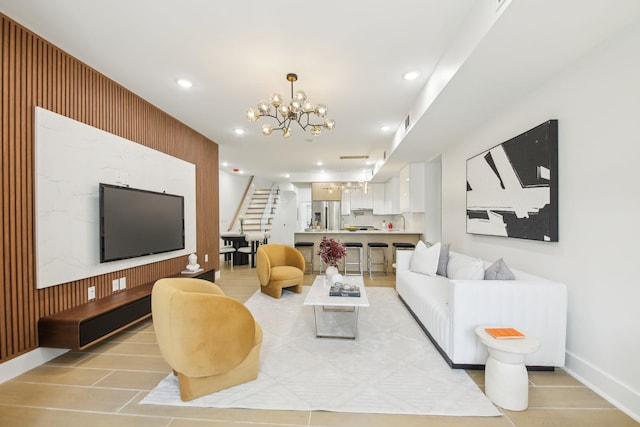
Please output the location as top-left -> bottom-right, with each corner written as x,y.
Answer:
240,187 -> 279,233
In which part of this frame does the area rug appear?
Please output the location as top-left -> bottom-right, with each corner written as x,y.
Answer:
141,286 -> 500,417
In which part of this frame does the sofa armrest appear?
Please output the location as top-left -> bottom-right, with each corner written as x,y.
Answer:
449,279 -> 567,367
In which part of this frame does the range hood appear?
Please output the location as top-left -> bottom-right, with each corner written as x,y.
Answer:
351,208 -> 373,216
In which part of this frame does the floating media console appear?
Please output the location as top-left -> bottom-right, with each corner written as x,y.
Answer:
38,269 -> 214,350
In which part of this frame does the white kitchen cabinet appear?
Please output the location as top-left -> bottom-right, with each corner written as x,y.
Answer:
349,187 -> 373,210
362,186 -> 373,209
350,187 -> 361,209
385,176 -> 400,215
372,183 -> 386,214
399,163 -> 425,213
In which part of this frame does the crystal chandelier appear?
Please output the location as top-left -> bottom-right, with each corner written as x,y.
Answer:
246,73 -> 335,138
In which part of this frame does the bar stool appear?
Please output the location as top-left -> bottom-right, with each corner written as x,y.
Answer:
294,241 -> 314,274
392,242 -> 416,272
367,242 -> 388,277
392,242 -> 416,264
343,242 -> 364,275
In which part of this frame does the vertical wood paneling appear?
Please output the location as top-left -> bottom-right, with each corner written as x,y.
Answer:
0,13 -> 219,363
1,17 -> 7,359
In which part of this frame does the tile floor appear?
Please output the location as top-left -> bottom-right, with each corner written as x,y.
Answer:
0,262 -> 637,427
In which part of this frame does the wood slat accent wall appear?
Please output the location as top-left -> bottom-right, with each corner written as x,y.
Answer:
0,14 -> 220,363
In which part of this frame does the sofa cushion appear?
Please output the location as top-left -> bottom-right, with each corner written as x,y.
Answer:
437,244 -> 450,277
484,258 -> 516,280
426,241 -> 451,277
410,241 -> 440,276
447,254 -> 484,280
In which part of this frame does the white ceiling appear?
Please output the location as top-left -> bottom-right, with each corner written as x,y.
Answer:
1,0 -> 639,184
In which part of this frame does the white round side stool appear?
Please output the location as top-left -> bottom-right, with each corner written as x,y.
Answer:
475,326 -> 541,411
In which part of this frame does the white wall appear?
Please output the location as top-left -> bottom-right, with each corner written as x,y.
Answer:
219,171 -> 251,233
423,157 -> 442,243
269,190 -> 298,245
441,22 -> 640,419
35,108 -> 196,288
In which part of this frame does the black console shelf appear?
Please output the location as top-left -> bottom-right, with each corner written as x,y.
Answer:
38,268 -> 214,350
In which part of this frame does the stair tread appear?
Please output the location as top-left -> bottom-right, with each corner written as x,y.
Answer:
237,187 -> 279,234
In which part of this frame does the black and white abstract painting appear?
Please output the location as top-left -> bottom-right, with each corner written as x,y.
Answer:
466,120 -> 558,242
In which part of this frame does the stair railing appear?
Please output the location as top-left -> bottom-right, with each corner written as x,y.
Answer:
260,184 -> 280,232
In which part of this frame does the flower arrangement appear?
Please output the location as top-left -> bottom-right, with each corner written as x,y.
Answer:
318,236 -> 346,267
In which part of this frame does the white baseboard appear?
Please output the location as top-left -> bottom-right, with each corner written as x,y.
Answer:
0,347 -> 68,384
564,351 -> 640,423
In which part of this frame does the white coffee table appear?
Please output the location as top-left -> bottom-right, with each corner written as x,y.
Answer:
303,275 -> 369,339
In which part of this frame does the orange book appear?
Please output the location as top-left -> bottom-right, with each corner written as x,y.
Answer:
485,327 -> 525,339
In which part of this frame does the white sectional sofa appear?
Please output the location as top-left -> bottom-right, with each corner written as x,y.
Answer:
395,248 -> 567,369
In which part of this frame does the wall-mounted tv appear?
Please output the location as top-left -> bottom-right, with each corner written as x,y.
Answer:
100,183 -> 185,263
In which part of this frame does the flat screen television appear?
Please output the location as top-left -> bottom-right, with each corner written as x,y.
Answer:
99,183 -> 185,263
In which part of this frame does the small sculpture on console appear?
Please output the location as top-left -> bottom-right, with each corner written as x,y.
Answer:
186,253 -> 201,272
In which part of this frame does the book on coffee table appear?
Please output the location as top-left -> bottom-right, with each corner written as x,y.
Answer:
485,327 -> 525,339
329,282 -> 361,297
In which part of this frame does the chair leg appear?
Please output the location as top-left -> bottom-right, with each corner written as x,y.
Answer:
261,284 -> 282,299
251,242 -> 259,268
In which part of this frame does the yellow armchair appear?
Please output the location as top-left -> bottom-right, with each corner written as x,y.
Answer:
256,243 -> 305,298
151,278 -> 262,401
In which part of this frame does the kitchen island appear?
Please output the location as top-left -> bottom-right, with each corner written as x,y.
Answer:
294,230 -> 422,274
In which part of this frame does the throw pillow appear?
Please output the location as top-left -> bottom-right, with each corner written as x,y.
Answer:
437,244 -> 450,277
448,258 -> 485,280
410,241 -> 441,276
484,258 -> 516,280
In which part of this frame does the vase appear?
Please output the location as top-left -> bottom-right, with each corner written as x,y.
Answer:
325,265 -> 339,285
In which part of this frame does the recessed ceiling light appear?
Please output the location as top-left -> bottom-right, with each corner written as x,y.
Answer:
403,71 -> 419,81
233,128 -> 245,135
316,161 -> 323,166
222,162 -> 229,167
380,125 -> 391,132
176,79 -> 193,88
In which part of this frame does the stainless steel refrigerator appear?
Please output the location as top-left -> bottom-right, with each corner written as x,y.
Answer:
311,201 -> 341,231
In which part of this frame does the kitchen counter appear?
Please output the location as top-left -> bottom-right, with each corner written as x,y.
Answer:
298,229 -> 420,235
294,230 -> 422,273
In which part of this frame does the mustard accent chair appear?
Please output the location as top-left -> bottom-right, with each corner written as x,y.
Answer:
256,244 -> 305,299
151,278 -> 262,401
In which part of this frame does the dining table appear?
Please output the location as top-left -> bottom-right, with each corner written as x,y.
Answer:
220,233 -> 250,266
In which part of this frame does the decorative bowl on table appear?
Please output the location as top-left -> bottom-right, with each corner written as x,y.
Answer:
345,226 -> 359,232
